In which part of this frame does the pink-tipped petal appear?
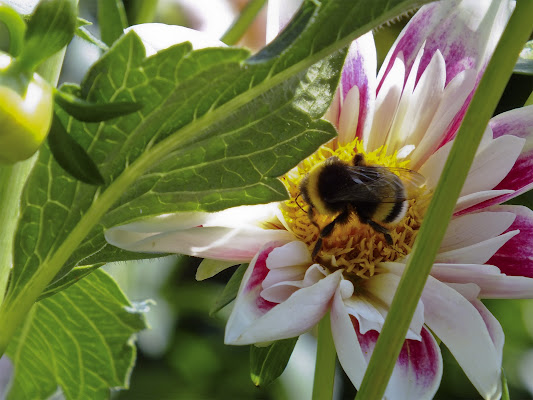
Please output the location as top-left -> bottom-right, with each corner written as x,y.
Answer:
487,205 -> 533,278
455,190 -> 514,214
126,23 -> 226,56
384,327 -> 442,400
430,263 -> 533,299
337,312 -> 442,400
340,33 -> 377,142
422,275 -> 502,399
378,0 -> 513,88
225,241 -> 342,344
440,211 -> 516,252
484,105 -> 533,204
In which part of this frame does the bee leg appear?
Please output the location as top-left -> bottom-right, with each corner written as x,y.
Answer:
312,209 -> 351,259
361,218 -> 393,245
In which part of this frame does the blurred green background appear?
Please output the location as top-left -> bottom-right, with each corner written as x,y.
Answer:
59,1 -> 533,399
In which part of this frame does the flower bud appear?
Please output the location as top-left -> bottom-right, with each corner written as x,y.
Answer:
0,53 -> 53,164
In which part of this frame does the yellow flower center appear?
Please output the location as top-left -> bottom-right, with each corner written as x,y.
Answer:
279,138 -> 430,279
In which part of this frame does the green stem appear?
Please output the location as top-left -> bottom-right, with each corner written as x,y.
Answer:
312,313 -> 336,400
0,13 -> 70,353
356,2 -> 533,400
220,0 -> 267,45
127,0 -> 158,25
0,160 -> 35,303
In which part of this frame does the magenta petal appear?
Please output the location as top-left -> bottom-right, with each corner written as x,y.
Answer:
489,105 -> 533,201
340,33 -> 376,141
487,205 -> 533,278
353,319 -> 442,399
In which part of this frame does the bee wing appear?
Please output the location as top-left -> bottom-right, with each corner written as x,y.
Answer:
326,166 -> 425,203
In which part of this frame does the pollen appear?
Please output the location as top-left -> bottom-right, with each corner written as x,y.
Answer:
279,138 -> 430,279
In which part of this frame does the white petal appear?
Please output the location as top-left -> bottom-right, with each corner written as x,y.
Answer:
367,55 -> 405,151
343,296 -> 385,336
410,69 -> 477,168
266,0 -> 303,43
261,263 -> 327,303
225,270 -> 342,344
460,135 -> 526,196
266,240 -> 312,269
385,44 -> 425,154
338,85 -> 360,145
396,50 -> 447,152
106,224 -> 295,261
330,288 -> 367,389
440,211 -> 516,252
126,23 -> 225,56
435,230 -> 519,264
421,275 -> 502,399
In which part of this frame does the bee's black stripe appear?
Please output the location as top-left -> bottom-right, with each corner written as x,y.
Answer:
383,200 -> 405,223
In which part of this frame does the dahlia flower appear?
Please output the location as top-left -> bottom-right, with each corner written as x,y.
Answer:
106,0 -> 533,398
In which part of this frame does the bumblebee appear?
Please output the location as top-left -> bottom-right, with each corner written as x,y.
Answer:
299,154 -> 425,258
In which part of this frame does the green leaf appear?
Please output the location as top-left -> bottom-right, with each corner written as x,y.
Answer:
5,269 -> 146,400
48,112 -> 105,185
55,86 -> 142,122
18,0 -> 77,71
210,263 -> 248,316
1,0 -> 433,350
514,40 -> 533,75
250,337 -> 299,387
98,0 -> 127,46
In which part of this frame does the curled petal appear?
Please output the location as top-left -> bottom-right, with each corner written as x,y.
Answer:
225,241 -> 342,345
363,272 -> 424,339
126,23 -> 226,56
422,275 -> 502,399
